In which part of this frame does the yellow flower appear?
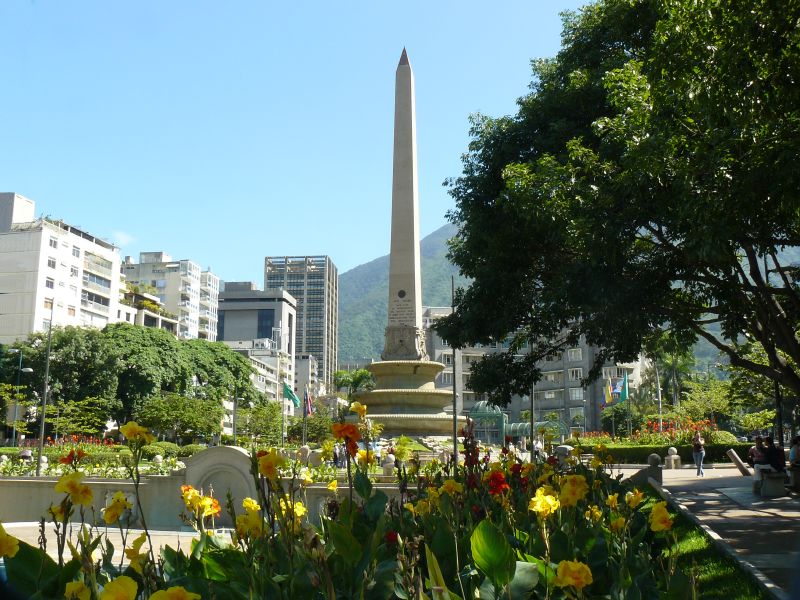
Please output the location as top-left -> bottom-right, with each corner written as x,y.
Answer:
119,421 -> 155,445
242,497 -> 261,513
403,502 -> 416,517
529,487 -> 560,518
180,485 -> 201,512
236,510 -> 263,539
584,505 -> 602,523
590,455 -> 604,469
279,499 -> 307,534
356,449 -> 376,467
124,533 -> 148,575
558,475 -> 589,507
415,499 -> 431,516
594,443 -> 607,454
103,491 -> 133,525
592,479 -> 602,490
65,580 -> 91,600
605,493 -> 619,511
99,575 -> 137,600
327,479 -> 338,492
0,524 -> 20,558
54,472 -> 93,507
258,448 -> 286,480
299,468 -> 314,486
553,560 -> 593,590
649,501 -> 673,532
150,586 -> 202,600
610,516 -> 626,533
349,401 -> 367,418
198,495 -> 221,519
48,502 -> 67,522
626,488 -> 644,509
439,479 -> 463,496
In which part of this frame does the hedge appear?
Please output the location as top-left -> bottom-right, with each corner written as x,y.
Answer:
598,442 -> 753,464
177,444 -> 207,458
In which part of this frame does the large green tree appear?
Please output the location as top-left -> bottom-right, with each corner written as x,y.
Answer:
436,0 -> 800,405
135,393 -> 223,441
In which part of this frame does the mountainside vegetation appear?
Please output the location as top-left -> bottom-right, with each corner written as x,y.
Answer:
338,223 -> 469,363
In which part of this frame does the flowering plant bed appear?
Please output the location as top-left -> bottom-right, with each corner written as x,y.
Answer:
0,408 -> 692,598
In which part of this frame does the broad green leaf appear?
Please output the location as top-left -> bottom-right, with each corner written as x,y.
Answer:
354,469 -> 373,500
508,561 -> 539,598
327,520 -> 362,566
470,520 -> 516,589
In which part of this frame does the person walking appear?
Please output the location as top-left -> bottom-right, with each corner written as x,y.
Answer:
692,432 -> 706,477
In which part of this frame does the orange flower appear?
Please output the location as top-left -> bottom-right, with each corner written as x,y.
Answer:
332,423 -> 361,442
649,501 -> 673,532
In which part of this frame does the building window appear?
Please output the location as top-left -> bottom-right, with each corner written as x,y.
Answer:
567,348 -> 582,361
568,368 -> 583,381
49,237 -> 58,249
443,354 -> 453,366
44,298 -> 53,309
542,371 -> 562,384
47,257 -> 56,269
45,277 -> 54,289
545,352 -> 561,362
72,246 -> 80,258
70,266 -> 79,278
441,372 -> 453,385
68,306 -> 76,316
569,387 -> 584,402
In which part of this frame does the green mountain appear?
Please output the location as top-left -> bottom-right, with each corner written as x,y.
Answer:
338,223 -> 468,363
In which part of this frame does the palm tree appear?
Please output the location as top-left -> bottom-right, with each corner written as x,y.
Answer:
333,368 -> 375,402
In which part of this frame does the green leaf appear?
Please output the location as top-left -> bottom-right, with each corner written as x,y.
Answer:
470,520 -> 516,589
354,469 -> 373,500
365,489 -> 388,522
327,520 -> 362,566
425,546 -> 455,600
508,561 -> 539,598
4,540 -> 60,598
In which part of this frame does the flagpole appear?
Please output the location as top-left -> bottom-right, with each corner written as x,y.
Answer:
302,386 -> 308,446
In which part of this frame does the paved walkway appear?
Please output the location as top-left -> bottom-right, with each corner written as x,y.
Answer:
653,464 -> 800,599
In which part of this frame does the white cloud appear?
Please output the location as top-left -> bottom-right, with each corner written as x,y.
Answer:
112,230 -> 134,247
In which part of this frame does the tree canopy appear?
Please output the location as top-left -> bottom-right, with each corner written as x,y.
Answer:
436,0 -> 800,405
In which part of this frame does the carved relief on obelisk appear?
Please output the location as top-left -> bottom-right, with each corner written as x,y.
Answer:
382,48 -> 428,361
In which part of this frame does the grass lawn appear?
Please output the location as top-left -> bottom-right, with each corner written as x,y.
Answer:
663,510 -> 767,599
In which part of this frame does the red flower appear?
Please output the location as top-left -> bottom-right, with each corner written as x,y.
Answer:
487,471 -> 510,496
547,455 -> 558,466
384,531 -> 399,545
510,463 -> 522,477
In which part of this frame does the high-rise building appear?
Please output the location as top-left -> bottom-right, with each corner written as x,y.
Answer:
0,193 -> 125,344
423,306 -> 647,436
264,256 -> 338,391
122,252 -> 219,340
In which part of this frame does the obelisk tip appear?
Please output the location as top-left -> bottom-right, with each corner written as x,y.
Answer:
398,48 -> 409,66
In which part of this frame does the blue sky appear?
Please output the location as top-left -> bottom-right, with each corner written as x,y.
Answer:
1,0 -> 586,282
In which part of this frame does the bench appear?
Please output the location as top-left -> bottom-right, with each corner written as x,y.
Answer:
758,470 -> 787,497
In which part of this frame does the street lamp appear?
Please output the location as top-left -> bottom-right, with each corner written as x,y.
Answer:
6,349 -> 33,447
36,300 -> 55,477
233,397 -> 243,445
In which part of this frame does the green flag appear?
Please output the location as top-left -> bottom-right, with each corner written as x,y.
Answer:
283,382 -> 301,408
620,371 -> 629,403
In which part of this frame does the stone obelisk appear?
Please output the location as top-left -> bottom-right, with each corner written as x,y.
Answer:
383,48 -> 427,361
354,49 -> 464,437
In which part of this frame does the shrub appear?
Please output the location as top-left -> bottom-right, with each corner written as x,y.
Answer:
601,442 -> 753,464
140,445 -> 161,460
177,444 -> 207,458
708,430 -> 738,445
152,441 -> 180,457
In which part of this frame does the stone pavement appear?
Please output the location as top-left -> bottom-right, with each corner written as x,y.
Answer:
651,463 -> 800,600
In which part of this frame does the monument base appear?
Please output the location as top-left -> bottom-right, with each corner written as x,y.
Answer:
355,360 -> 465,437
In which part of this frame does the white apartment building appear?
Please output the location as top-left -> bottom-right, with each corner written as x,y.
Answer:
0,193 -> 125,344
122,252 -> 219,341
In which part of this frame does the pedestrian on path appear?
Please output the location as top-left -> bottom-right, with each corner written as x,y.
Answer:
692,432 -> 705,477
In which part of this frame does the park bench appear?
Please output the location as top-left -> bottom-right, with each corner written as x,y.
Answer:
758,470 -> 787,497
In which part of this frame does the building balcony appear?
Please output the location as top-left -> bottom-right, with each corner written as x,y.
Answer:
81,299 -> 109,314
83,257 -> 112,277
82,279 -> 111,296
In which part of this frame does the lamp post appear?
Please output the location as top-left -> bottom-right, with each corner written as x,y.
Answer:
233,397 -> 243,445
36,300 -> 55,476
7,349 -> 33,447
451,276 -> 459,467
